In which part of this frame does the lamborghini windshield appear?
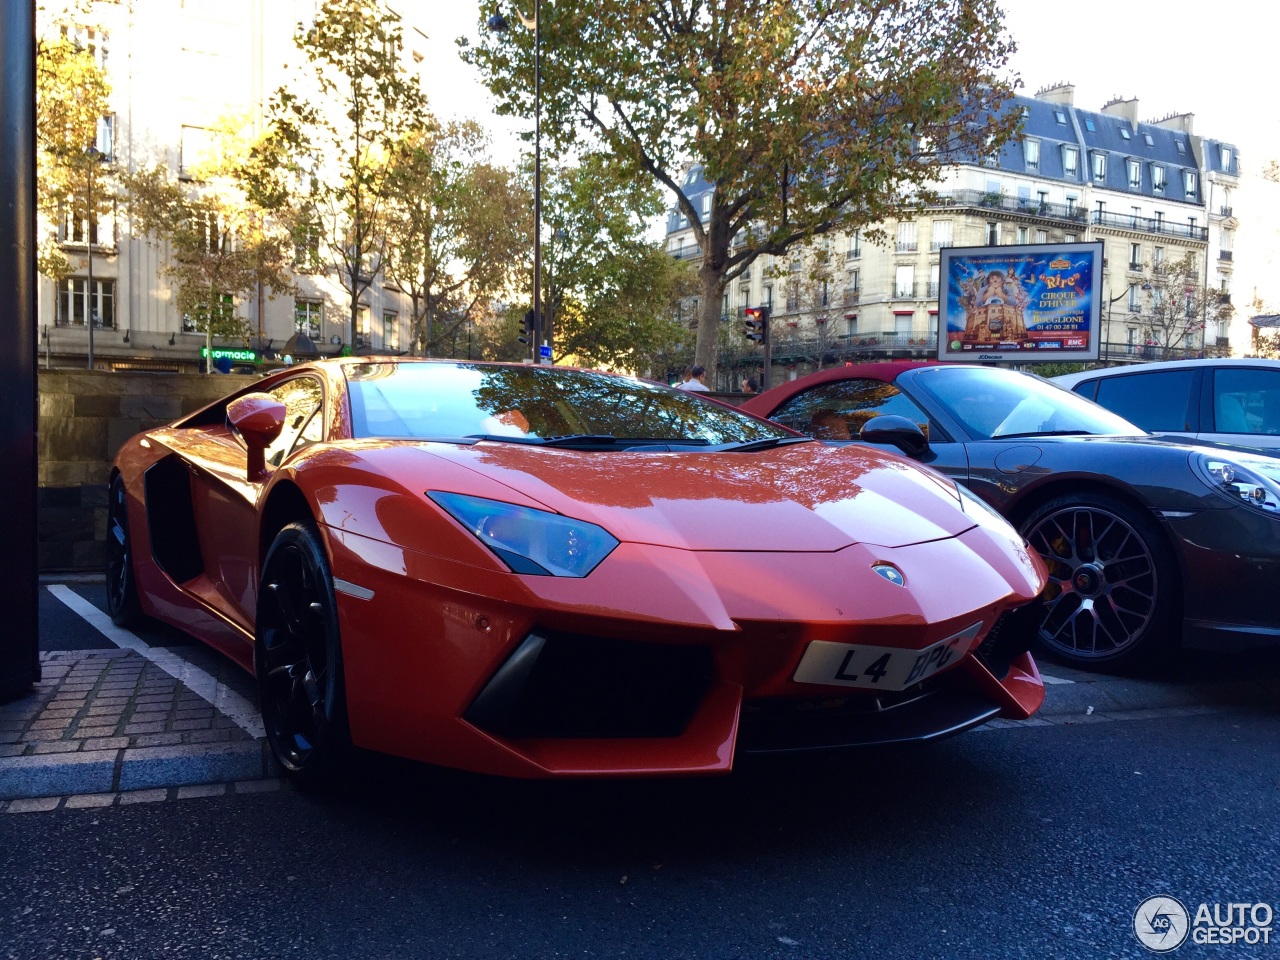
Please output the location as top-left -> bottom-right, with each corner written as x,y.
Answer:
344,361 -> 791,444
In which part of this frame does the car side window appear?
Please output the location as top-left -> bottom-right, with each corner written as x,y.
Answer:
769,378 -> 932,441
262,376 -> 324,468
1094,370 -> 1196,432
1212,368 -> 1280,436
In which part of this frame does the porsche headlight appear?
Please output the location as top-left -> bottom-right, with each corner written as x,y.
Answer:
1196,454 -> 1280,513
428,492 -> 619,577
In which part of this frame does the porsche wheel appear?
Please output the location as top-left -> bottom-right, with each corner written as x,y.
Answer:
105,475 -> 143,627
1020,493 -> 1177,671
256,522 -> 349,785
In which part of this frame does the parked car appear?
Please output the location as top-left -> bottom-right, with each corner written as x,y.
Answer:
741,361 -> 1280,672
1053,358 -> 1280,450
107,358 -> 1048,783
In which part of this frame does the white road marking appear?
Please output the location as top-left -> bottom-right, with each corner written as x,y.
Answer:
45,585 -> 265,739
1040,673 -> 1074,685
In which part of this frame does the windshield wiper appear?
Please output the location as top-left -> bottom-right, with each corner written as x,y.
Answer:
718,436 -> 814,452
465,434 -> 713,449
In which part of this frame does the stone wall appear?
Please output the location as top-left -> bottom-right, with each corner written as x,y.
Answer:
38,371 -> 257,572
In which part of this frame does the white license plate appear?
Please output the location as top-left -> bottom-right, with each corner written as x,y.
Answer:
792,622 -> 984,692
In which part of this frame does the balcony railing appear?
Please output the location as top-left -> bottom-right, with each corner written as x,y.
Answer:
895,241 -> 918,253
892,283 -> 918,300
927,189 -> 1088,224
926,282 -> 939,299
1219,250 -> 1233,261
843,289 -> 860,307
1219,206 -> 1233,217
1092,210 -> 1208,241
929,240 -> 953,252
765,332 -> 939,364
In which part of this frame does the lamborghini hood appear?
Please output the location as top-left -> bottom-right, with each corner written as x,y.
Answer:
416,441 -> 975,551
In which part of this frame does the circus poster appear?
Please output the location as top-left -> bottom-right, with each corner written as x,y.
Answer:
936,242 -> 1103,363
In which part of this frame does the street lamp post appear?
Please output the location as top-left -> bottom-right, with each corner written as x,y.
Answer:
1104,286 -> 1128,363
489,2 -> 543,364
84,146 -> 102,370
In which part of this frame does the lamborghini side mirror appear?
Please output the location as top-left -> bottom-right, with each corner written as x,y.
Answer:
227,393 -> 286,481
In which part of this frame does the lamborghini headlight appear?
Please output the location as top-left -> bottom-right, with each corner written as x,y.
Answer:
1196,454 -> 1280,513
428,492 -> 619,577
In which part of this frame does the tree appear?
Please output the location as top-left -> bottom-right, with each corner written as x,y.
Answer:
121,155 -> 294,361
262,0 -> 426,350
35,11 -> 113,282
381,121 -> 528,357
539,153 -> 694,370
1142,252 -> 1233,360
467,0 -> 1020,379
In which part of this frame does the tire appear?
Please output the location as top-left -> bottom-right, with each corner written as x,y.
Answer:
105,475 -> 143,627
256,521 -> 349,786
1019,492 -> 1178,672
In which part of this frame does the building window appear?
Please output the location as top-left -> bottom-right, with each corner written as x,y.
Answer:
1127,158 -> 1141,188
59,200 -> 103,246
59,24 -> 108,68
1095,200 -> 1105,218
1054,110 -> 1067,125
1120,127 -> 1131,140
57,277 -> 115,328
1035,229 -> 1047,244
1091,152 -> 1106,182
1130,243 -> 1142,268
1154,211 -> 1164,229
182,293 -> 234,333
1151,165 -> 1166,192
1175,140 -> 1186,155
847,230 -> 861,259
96,115 -> 114,159
383,311 -> 399,351
295,219 -> 321,269
1016,226 -> 1029,244
895,265 -> 914,298
896,220 -> 917,253
180,125 -> 211,180
1128,283 -> 1140,312
1143,133 -> 1155,147
1130,205 -> 1142,228
1184,170 -> 1198,197
1153,245 -> 1165,264
1064,233 -> 1077,243
1023,138 -> 1039,169
294,299 -> 322,339
1220,145 -> 1233,169
1084,118 -> 1095,132
931,219 -> 952,250
986,221 -> 998,245
192,211 -> 223,253
701,194 -> 711,219
356,306 -> 370,347
1063,146 -> 1079,176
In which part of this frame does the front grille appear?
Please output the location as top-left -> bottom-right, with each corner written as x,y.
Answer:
466,630 -> 713,740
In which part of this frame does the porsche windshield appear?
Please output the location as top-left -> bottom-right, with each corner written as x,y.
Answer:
916,365 -> 1143,441
344,362 -> 790,444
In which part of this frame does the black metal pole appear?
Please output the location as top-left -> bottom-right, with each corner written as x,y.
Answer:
0,0 -> 41,699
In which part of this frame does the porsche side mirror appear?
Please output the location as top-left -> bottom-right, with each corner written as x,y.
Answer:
860,414 -> 931,460
227,393 -> 286,482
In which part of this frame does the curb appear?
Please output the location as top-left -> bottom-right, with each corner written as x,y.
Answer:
0,740 -> 276,801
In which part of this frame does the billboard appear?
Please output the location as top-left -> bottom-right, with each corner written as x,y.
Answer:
936,241 -> 1103,363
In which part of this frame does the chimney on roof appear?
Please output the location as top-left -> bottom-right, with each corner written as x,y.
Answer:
1034,82 -> 1074,106
1101,96 -> 1139,126
1151,112 -> 1195,135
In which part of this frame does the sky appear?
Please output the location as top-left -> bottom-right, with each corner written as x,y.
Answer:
418,2 -> 1278,349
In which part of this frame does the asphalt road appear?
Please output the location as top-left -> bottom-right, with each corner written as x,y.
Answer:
4,581 -> 1278,958
3,702 -> 1279,959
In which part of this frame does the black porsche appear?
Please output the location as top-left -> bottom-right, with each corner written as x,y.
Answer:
741,361 -> 1280,672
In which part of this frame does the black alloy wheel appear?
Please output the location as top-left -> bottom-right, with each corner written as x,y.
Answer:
256,521 -> 349,785
105,475 -> 143,627
1020,492 -> 1177,671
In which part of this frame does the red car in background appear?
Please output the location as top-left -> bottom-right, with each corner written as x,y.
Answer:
108,359 -> 1047,783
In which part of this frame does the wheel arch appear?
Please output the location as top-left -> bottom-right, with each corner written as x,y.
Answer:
259,480 -> 319,567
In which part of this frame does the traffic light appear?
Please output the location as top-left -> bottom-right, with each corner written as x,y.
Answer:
743,306 -> 770,345
518,309 -> 537,344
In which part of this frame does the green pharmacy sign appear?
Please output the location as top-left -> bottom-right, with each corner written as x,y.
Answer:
200,347 -> 261,364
